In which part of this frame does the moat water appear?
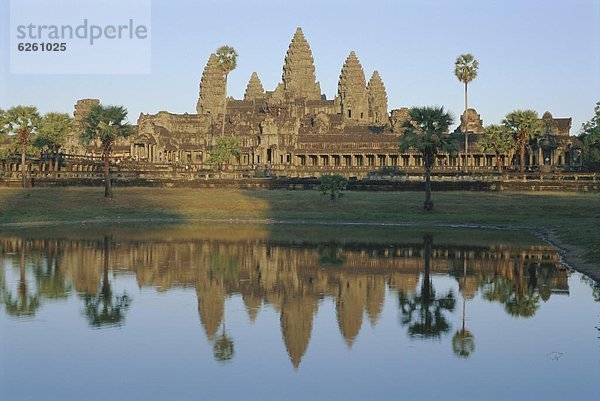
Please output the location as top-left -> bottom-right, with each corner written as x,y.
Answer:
1,225 -> 598,401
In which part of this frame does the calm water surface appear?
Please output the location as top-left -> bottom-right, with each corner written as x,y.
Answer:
1,225 -> 598,401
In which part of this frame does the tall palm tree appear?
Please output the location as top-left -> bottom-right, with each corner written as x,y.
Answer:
215,45 -> 238,137
503,110 -> 542,172
479,124 -> 515,173
454,54 -> 478,172
399,107 -> 457,211
81,105 -> 132,198
35,112 -> 73,178
0,106 -> 41,187
454,54 -> 479,111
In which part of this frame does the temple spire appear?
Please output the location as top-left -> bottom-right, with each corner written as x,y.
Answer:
337,51 -> 368,123
367,71 -> 388,124
281,27 -> 321,100
196,53 -> 226,115
244,72 -> 265,101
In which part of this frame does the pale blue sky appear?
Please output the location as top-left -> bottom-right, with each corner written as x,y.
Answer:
1,0 -> 599,132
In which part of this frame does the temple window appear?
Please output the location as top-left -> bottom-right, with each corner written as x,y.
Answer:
348,109 -> 352,118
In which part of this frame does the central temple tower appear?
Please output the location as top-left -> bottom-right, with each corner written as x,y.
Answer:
278,27 -> 322,101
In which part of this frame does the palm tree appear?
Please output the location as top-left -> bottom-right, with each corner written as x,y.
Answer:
479,124 -> 515,173
399,106 -> 457,211
35,112 -> 73,178
81,105 -> 132,198
503,110 -> 542,172
215,45 -> 238,137
454,54 -> 479,111
0,106 -> 41,187
454,54 -> 479,172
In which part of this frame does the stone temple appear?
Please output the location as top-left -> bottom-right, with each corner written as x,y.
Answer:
65,27 -> 583,175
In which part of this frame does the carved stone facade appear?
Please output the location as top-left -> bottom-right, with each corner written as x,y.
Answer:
66,27 -> 581,174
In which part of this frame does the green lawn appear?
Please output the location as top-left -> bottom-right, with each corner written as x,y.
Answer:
1,187 -> 598,265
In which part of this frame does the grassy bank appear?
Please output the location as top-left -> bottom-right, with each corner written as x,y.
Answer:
0,187 -> 598,268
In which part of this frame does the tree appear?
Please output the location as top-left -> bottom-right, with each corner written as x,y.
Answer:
454,54 -> 479,172
0,106 -> 41,187
207,136 -> 241,172
503,110 -> 542,172
81,105 -> 132,198
215,45 -> 238,137
578,101 -> 600,171
454,54 -> 479,111
479,124 -> 515,172
35,112 -> 73,178
399,106 -> 457,211
318,174 -> 347,200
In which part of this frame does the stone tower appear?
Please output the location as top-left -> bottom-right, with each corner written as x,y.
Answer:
244,72 -> 265,101
337,51 -> 369,123
196,53 -> 226,116
367,71 -> 388,124
456,108 -> 484,134
280,27 -> 321,100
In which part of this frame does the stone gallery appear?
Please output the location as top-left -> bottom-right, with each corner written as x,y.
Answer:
64,28 -> 582,177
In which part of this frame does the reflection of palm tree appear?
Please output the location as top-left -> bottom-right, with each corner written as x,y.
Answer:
504,288 -> 539,318
35,244 -> 70,300
453,259 -> 475,358
317,243 -> 346,267
213,324 -> 235,363
2,241 -> 40,317
398,235 -> 455,338
452,298 -> 475,358
81,236 -> 130,328
481,263 -> 540,318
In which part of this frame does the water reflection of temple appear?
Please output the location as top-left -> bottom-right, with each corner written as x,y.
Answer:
0,236 -> 569,367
